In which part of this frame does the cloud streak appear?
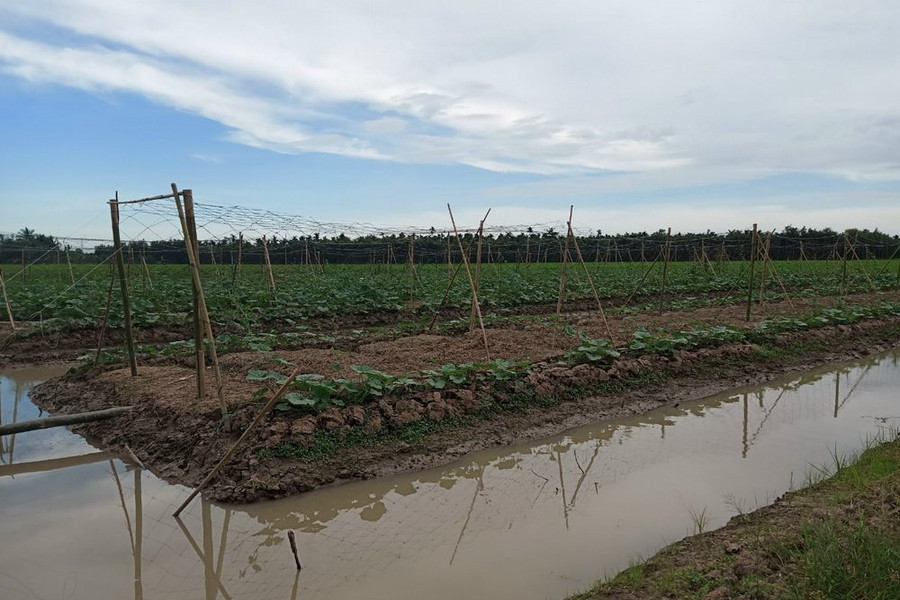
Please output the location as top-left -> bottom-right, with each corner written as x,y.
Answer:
1,1 -> 899,182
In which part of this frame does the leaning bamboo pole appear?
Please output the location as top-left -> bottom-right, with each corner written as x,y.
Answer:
173,368 -> 300,517
448,204 -> 491,359
567,207 -> 613,339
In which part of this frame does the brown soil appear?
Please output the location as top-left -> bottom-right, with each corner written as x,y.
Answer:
5,290 -> 899,366
29,299 -> 900,504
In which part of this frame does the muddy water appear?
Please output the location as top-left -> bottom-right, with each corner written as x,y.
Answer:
1,352 -> 899,600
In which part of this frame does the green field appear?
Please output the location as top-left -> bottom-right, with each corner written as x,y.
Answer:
1,258 -> 898,334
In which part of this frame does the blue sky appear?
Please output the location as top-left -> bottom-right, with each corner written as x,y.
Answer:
2,2 -> 899,241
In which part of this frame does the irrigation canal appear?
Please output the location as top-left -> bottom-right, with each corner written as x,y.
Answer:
1,350 -> 899,600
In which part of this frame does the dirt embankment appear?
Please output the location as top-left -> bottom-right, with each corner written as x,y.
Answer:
30,302 -> 900,504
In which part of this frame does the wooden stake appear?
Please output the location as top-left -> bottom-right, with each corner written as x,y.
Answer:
745,223 -> 758,321
109,194 -> 138,376
447,204 -> 491,359
287,531 -> 302,571
173,185 -> 227,414
0,269 -> 15,331
173,368 -> 300,517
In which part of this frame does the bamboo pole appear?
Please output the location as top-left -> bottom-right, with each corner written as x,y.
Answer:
0,269 -> 14,332
173,368 -> 300,517
447,204 -> 491,359
556,218 -> 572,316
428,221 -> 484,331
65,250 -> 75,284
621,250 -> 661,308
0,407 -> 132,436
261,236 -> 276,295
758,231 -> 772,305
745,223 -> 758,321
470,211 -> 490,332
109,194 -> 138,376
232,232 -> 243,284
657,227 -> 671,313
95,270 -> 115,362
408,233 -> 417,301
568,208 -> 613,339
173,185 -> 227,414
840,232 -> 849,298
140,248 -> 153,288
848,241 -> 877,292
184,198 -> 206,401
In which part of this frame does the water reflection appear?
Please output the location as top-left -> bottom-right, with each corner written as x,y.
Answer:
1,351 -> 898,600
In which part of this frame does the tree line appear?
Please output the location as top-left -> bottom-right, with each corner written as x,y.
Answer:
3,226 -> 899,265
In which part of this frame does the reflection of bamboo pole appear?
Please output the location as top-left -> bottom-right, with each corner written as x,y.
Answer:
109,461 -> 135,552
447,205 -> 491,360
833,372 -> 840,419
215,509 -> 231,583
173,368 -> 300,517
450,467 -> 484,566
0,451 -> 110,477
741,393 -> 748,459
134,468 -> 143,600
556,449 -> 569,530
202,499 -> 215,600
173,517 -> 234,600
8,381 -> 19,463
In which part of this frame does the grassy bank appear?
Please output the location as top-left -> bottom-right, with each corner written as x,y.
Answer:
572,431 -> 900,600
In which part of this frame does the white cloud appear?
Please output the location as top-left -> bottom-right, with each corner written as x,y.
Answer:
1,1 -> 899,182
